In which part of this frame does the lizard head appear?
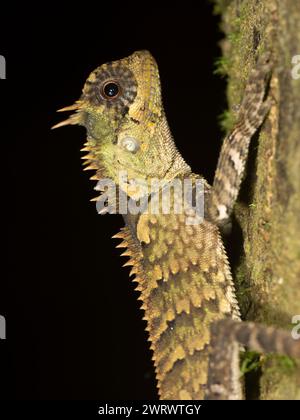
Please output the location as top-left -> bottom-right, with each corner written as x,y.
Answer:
53,50 -> 189,199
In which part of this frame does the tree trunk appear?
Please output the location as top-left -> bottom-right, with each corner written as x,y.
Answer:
213,0 -> 300,399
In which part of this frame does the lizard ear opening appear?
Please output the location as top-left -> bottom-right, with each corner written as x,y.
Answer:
120,136 -> 140,153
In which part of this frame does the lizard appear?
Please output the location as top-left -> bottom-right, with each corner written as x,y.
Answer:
52,50 -> 300,400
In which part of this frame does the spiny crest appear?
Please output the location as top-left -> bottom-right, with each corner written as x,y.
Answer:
111,226 -> 163,313
112,226 -> 144,283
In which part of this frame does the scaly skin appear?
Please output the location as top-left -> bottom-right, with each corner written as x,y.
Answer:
119,183 -> 241,399
53,51 -> 300,399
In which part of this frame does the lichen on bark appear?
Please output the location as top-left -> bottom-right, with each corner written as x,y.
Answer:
212,0 -> 300,399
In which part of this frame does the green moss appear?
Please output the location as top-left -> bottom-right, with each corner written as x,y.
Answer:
217,109 -> 236,133
240,351 -> 261,375
213,56 -> 230,77
234,258 -> 252,317
211,0 -> 232,16
263,355 -> 297,375
260,354 -> 300,399
228,30 -> 241,45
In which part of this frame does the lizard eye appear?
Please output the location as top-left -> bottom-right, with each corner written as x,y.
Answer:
102,81 -> 121,99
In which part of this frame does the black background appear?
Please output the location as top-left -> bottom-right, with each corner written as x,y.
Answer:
0,1 -> 226,400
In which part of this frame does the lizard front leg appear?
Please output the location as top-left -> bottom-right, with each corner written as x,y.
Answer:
206,53 -> 273,227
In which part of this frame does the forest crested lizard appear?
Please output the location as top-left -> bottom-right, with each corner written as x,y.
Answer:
53,50 -> 300,400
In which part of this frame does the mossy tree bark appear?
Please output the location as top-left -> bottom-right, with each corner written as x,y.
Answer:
213,0 -> 300,399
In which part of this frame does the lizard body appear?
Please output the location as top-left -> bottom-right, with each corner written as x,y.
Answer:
121,186 -> 241,399
53,51 -> 300,399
